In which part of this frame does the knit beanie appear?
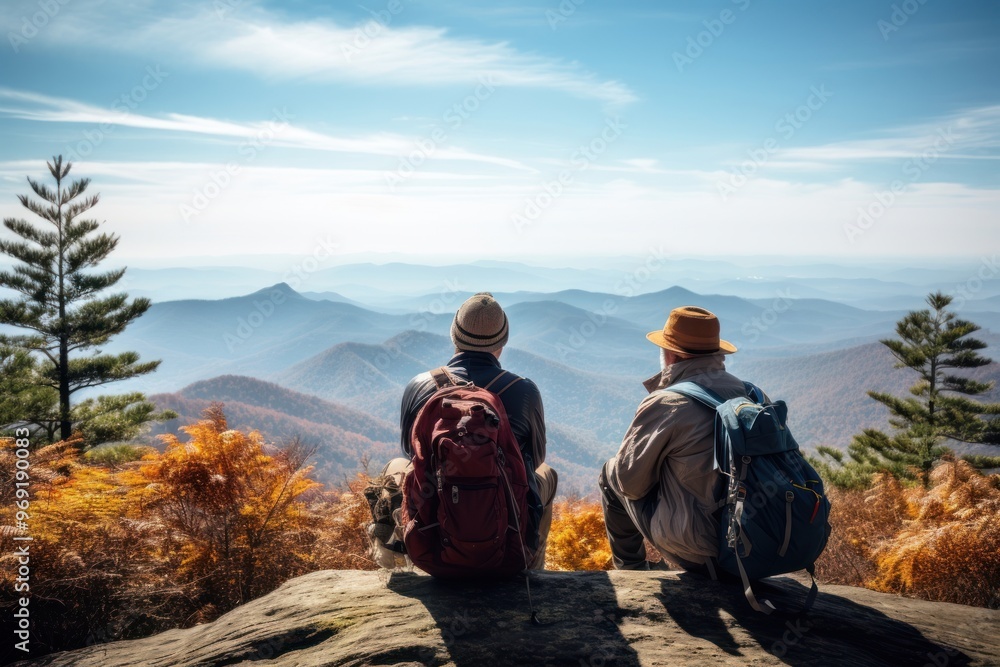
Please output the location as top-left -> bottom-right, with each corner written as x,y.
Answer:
451,292 -> 509,352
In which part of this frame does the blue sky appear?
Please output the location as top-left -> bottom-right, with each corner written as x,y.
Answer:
0,0 -> 997,263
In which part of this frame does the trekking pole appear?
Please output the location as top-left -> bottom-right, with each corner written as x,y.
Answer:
524,573 -> 540,625
499,461 -> 542,625
515,518 -> 541,625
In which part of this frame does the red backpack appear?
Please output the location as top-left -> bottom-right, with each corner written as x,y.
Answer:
401,368 -> 533,577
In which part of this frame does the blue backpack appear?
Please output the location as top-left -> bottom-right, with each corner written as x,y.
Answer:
667,381 -> 831,614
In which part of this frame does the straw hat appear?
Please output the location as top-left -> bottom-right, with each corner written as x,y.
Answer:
646,306 -> 736,356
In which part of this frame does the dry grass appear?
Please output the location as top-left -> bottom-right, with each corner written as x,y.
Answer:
817,459 -> 1000,608
869,460 -> 1000,607
0,413 -> 379,658
544,498 -> 613,571
312,472 -> 379,571
5,423 -> 996,662
813,476 -> 907,587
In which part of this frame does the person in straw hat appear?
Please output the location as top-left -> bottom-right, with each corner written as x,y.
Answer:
382,292 -> 557,569
599,305 -> 751,574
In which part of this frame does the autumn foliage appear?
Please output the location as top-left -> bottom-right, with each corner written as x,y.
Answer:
138,405 -> 322,612
544,498 -> 613,571
817,458 -> 1000,608
0,437 -> 180,651
4,411 -> 998,661
0,406 -> 375,658
312,471 -> 380,571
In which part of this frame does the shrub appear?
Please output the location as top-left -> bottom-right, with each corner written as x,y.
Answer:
84,443 -> 156,466
816,459 -> 1000,608
312,472 -> 379,571
813,476 -> 908,587
0,438 -> 185,654
869,460 -> 1000,608
140,405 -> 322,612
545,498 -> 613,571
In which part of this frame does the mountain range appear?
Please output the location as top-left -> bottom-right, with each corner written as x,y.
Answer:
103,257 -> 1000,310
104,280 -> 1000,393
109,276 -> 1000,492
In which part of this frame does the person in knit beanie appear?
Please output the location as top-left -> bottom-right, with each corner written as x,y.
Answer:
450,292 -> 509,353
377,292 -> 557,570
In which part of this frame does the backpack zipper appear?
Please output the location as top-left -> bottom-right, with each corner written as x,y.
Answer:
445,481 -> 497,505
779,491 -> 794,557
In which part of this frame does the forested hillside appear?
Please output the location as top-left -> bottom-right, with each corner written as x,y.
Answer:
736,341 -> 1000,458
104,281 -> 1000,395
150,376 -> 397,480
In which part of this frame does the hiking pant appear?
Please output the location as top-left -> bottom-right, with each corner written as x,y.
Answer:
598,460 -> 712,575
382,457 -> 557,570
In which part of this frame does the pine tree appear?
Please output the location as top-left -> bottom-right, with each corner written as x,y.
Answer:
815,292 -> 1000,488
0,156 -> 164,444
0,346 -> 46,429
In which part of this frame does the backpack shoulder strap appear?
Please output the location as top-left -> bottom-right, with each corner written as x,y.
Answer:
743,381 -> 765,404
496,376 -> 523,396
665,381 -> 728,474
481,369 -> 523,397
481,369 -> 508,391
663,381 -> 725,409
429,366 -> 460,389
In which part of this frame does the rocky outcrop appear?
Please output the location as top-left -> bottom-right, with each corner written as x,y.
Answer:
19,569 -> 1000,666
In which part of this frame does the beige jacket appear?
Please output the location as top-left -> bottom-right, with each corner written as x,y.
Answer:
607,354 -> 749,564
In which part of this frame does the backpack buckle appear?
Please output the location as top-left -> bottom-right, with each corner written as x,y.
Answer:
735,485 -> 747,502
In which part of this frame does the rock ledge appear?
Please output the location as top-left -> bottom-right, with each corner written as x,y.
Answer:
19,569 -> 1000,666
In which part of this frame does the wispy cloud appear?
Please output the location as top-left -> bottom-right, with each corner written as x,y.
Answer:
0,88 -> 533,171
589,158 -> 671,174
778,105 -> 1000,164
39,2 -> 636,108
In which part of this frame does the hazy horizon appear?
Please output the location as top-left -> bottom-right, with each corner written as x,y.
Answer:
2,0 -> 998,260
97,252 -> 1000,270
